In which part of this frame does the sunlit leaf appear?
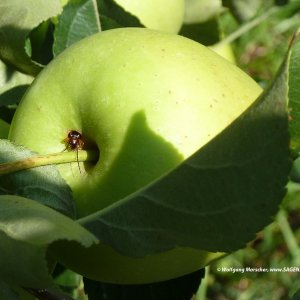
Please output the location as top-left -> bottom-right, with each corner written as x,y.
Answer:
0,0 -> 62,75
0,195 -> 97,289
53,0 -> 101,56
0,140 -> 76,218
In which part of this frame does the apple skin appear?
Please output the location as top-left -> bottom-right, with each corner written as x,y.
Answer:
9,28 -> 262,283
114,0 -> 185,33
51,242 -> 225,284
210,43 -> 236,63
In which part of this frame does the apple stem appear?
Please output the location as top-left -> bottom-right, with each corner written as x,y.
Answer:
0,150 -> 99,176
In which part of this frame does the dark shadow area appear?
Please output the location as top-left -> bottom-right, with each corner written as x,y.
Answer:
80,72 -> 291,257
28,20 -> 54,66
0,25 -> 43,76
97,0 -> 143,29
0,84 -> 29,105
83,268 -> 205,300
179,18 -> 220,45
80,110 -> 183,214
0,106 -> 15,124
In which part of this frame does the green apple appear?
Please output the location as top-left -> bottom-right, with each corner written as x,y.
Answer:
210,43 -> 236,63
9,27 -> 262,217
114,0 -> 185,33
60,0 -> 69,6
9,27 -> 262,283
52,242 -> 225,284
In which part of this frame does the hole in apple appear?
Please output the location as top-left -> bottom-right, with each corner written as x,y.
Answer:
81,134 -> 100,172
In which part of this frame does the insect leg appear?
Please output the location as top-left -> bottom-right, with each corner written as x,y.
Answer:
76,148 -> 82,174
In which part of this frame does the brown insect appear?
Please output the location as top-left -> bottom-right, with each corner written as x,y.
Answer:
64,130 -> 84,173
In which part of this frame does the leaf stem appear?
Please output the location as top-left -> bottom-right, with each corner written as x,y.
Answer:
0,150 -> 98,176
276,209 -> 300,265
196,266 -> 209,300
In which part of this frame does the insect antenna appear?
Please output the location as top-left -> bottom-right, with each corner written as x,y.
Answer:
76,148 -> 82,174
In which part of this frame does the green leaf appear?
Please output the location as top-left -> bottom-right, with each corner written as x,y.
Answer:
97,0 -> 143,29
98,15 -> 123,30
0,195 -> 97,289
0,281 -> 21,300
0,60 -> 33,124
53,0 -> 101,57
79,43 -> 291,257
180,0 -> 222,45
0,106 -> 15,124
28,20 -> 54,66
288,30 -> 300,153
0,140 -> 76,218
0,0 -> 62,76
0,60 -> 33,107
180,17 -> 221,45
0,120 -> 9,139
